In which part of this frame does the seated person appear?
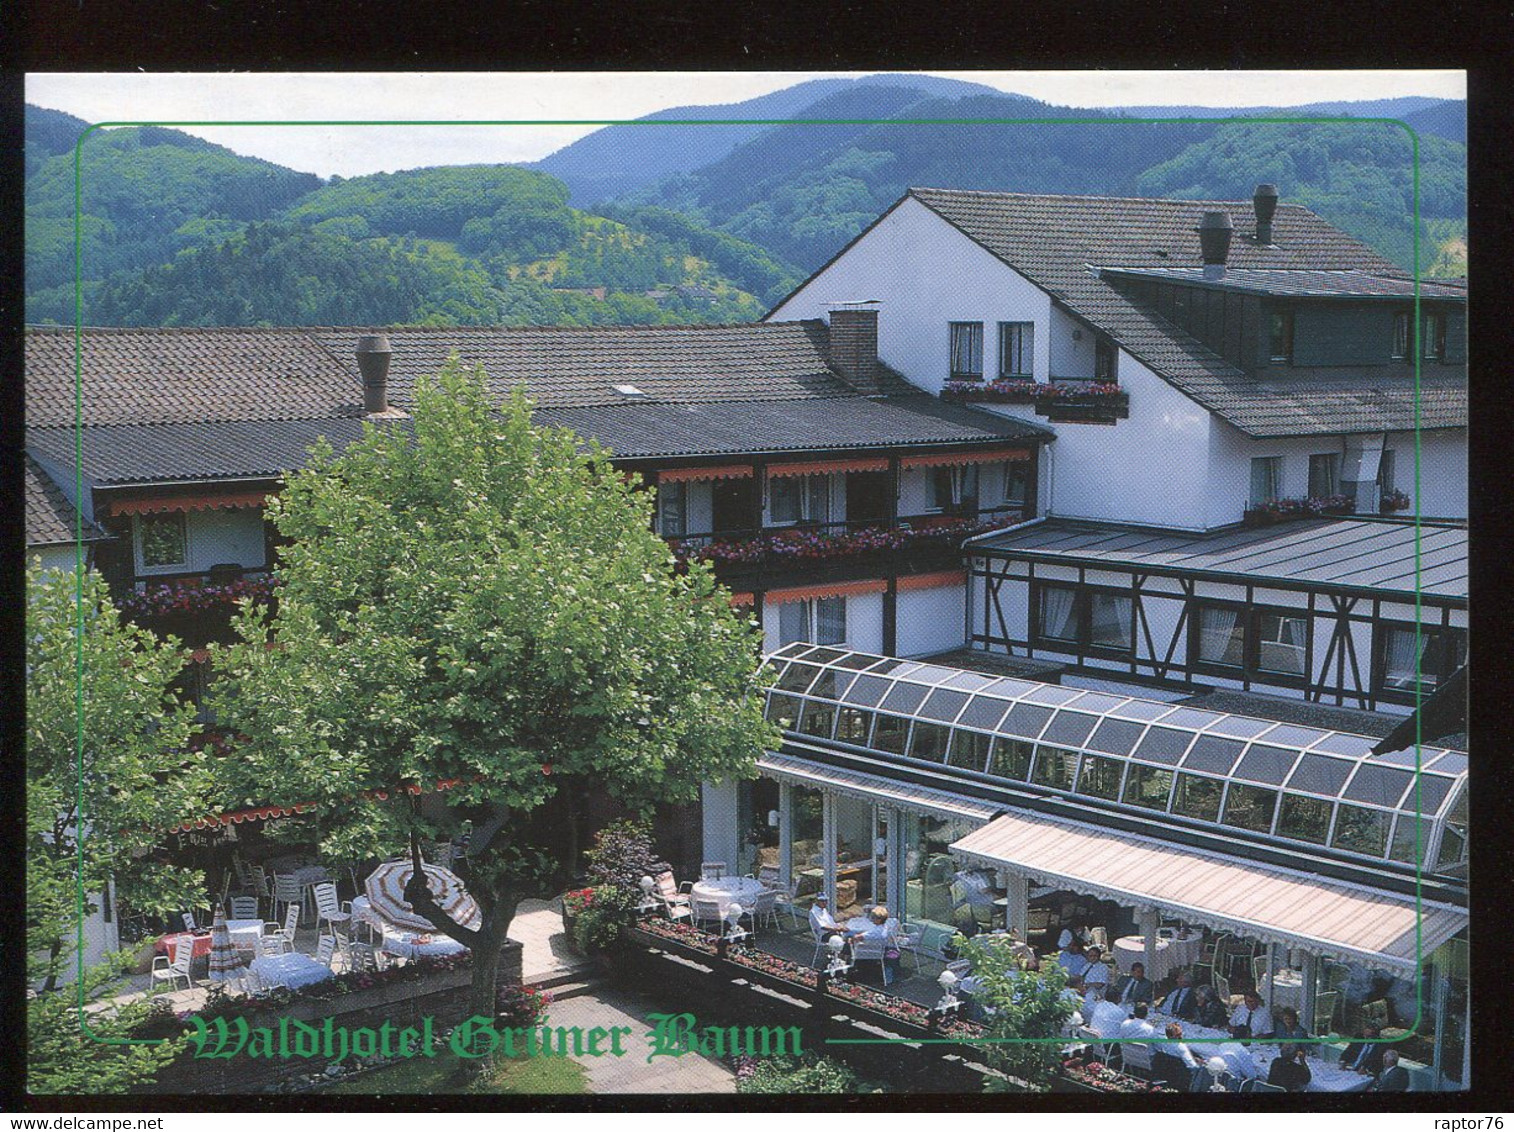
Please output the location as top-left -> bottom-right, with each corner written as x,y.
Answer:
1060,976 -> 1087,1031
1272,1006 -> 1308,1042
1371,1050 -> 1410,1092
1194,984 -> 1228,1029
847,905 -> 901,987
1229,990 -> 1273,1039
1057,939 -> 1089,979
1112,961 -> 1154,1006
1339,1025 -> 1386,1076
1153,1022 -> 1203,1091
1267,1043 -> 1312,1093
1084,997 -> 1128,1039
1117,1001 -> 1158,1040
1081,946 -> 1112,995
809,894 -> 842,943
1160,970 -> 1199,1021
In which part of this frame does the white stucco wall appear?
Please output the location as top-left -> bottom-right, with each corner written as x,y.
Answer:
30,545 -> 81,573
896,584 -> 968,657
759,589 -> 884,654
700,780 -> 742,874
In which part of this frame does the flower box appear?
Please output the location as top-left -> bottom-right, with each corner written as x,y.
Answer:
1244,495 -> 1356,527
1057,1057 -> 1178,1095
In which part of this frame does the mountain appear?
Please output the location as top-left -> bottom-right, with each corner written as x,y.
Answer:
1117,97 -> 1465,144
1400,100 -> 1466,144
25,104 -> 92,175
530,74 -> 1011,206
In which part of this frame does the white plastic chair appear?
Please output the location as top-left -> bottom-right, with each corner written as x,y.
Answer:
272,873 -> 301,922
1121,1042 -> 1154,1078
700,861 -> 727,880
313,882 -> 351,937
654,871 -> 692,923
151,938 -> 194,991
229,896 -> 260,920
893,923 -> 925,974
315,935 -> 338,969
262,904 -> 299,954
181,911 -> 200,934
851,931 -> 890,985
691,897 -> 723,933
750,888 -> 779,931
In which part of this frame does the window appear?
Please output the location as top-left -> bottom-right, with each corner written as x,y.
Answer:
1276,794 -> 1332,845
1094,337 -> 1117,382
137,512 -> 188,570
871,714 -> 910,755
1268,308 -> 1294,363
835,707 -> 871,743
1379,623 -> 1465,695
1308,453 -> 1342,499
1122,764 -> 1173,810
909,722 -> 951,761
928,464 -> 979,512
769,474 -> 830,525
1249,457 -> 1282,507
1194,604 -> 1246,668
989,738 -> 1034,780
777,596 -> 847,648
949,322 -> 984,380
998,321 -> 1034,378
946,731 -> 993,772
656,480 -> 687,537
1391,311 -> 1410,360
1076,755 -> 1124,800
1030,746 -> 1077,791
1033,584 -> 1132,654
1377,450 -> 1396,496
1171,773 -> 1223,821
1422,311 -> 1446,361
1036,584 -> 1080,643
1087,592 -> 1133,652
999,461 -> 1030,507
1222,783 -> 1278,833
1255,610 -> 1308,676
1331,804 -> 1389,857
765,694 -> 801,730
798,701 -> 836,739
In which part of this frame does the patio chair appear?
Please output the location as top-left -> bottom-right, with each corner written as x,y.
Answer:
700,861 -> 727,880
313,882 -> 352,937
272,872 -> 302,923
851,932 -> 890,985
151,938 -> 194,992
263,904 -> 299,955
1246,1079 -> 1287,1094
1075,1026 -> 1111,1063
1120,1043 -> 1154,1079
229,896 -> 260,920
315,935 -> 338,970
757,866 -> 801,929
1087,926 -> 1109,951
691,897 -> 723,933
750,888 -> 780,932
893,923 -> 925,974
181,911 -> 201,934
1213,971 -> 1234,1007
1252,954 -> 1269,991
1313,990 -> 1340,1035
653,871 -> 693,923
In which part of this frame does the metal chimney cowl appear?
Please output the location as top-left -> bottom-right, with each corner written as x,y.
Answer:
355,333 -> 393,415
1253,183 -> 1280,245
1196,210 -> 1234,281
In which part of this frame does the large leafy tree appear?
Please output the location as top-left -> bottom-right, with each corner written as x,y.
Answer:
216,362 -> 774,1019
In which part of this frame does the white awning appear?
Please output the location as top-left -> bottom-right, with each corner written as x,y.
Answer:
756,752 -> 999,823
951,809 -> 1465,974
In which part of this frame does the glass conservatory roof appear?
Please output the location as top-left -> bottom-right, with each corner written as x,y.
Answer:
764,645 -> 1468,870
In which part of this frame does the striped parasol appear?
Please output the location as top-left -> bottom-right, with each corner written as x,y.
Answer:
364,859 -> 482,933
207,909 -> 246,984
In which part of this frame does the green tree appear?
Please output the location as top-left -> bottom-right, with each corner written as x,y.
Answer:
952,934 -> 1076,1092
215,362 -> 775,1023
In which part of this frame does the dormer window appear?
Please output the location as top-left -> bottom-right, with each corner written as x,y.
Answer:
1269,308 -> 1294,363
949,322 -> 984,381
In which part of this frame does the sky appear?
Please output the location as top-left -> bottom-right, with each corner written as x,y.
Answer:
26,70 -> 1466,179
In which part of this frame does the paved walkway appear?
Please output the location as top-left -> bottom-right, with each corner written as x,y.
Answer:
542,986 -> 737,1094
509,897 -> 593,983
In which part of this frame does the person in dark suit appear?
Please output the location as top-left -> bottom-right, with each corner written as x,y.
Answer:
1339,1025 -> 1386,1076
1272,1006 -> 1308,1042
1267,1044 -> 1312,1093
1194,984 -> 1228,1029
1161,970 -> 1199,1021
1111,961 -> 1154,1006
1372,1050 -> 1410,1092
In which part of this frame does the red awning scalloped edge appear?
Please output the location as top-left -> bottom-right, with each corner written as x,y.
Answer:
764,579 -> 889,606
107,490 -> 273,517
657,464 -> 754,484
899,448 -> 1031,471
766,457 -> 889,478
171,777 -> 466,833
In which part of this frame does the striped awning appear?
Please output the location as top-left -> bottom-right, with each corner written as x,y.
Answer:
757,751 -> 999,822
106,490 -> 272,516
764,579 -> 888,606
766,457 -> 890,478
657,464 -> 754,484
950,809 -> 1466,974
900,447 -> 1031,470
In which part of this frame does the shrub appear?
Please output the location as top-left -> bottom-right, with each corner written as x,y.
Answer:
563,885 -> 635,954
582,819 -> 670,898
735,1053 -> 868,1094
496,983 -> 552,1029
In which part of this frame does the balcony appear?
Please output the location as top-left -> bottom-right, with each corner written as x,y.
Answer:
114,571 -> 279,647
941,379 -> 1128,423
668,510 -> 1024,586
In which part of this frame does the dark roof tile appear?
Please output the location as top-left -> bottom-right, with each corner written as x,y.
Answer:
25,454 -> 108,547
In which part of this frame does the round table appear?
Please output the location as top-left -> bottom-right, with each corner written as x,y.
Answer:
690,876 -> 766,917
227,918 -> 265,950
379,927 -> 469,960
1268,969 -> 1305,1013
250,952 -> 336,990
1114,931 -> 1202,982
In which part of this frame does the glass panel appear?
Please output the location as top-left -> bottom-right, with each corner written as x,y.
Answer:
1222,784 -> 1278,833
1037,585 -> 1080,642
1260,724 -> 1331,748
775,663 -> 822,693
806,668 -> 851,701
880,681 -> 930,715
1343,765 -> 1414,808
871,714 -> 910,755
918,688 -> 971,723
770,476 -> 801,524
789,786 -> 826,904
986,677 -> 1040,698
841,674 -> 893,707
1077,755 -> 1124,800
1159,707 -> 1226,729
1067,692 -> 1128,714
766,694 -> 801,730
1400,773 -> 1454,815
1428,751 -> 1468,775
909,722 -> 952,762
830,651 -> 875,670
1001,703 -> 1054,740
1183,735 -> 1246,775
1112,699 -> 1176,722
1171,774 -> 1223,821
1088,592 -> 1133,651
1086,718 -> 1146,756
1311,732 -> 1377,758
906,664 -> 960,685
1195,605 -> 1246,666
1132,726 -> 1193,765
138,513 -> 187,567
866,658 -> 909,674
1256,611 -> 1308,675
798,701 -> 836,739
1388,814 -> 1430,866
1030,747 -> 1078,791
1287,753 -> 1354,796
1436,789 -> 1467,870
815,597 -> 846,646
1202,714 -> 1276,739
1040,710 -> 1099,748
943,670 -> 998,691
1234,744 -> 1298,785
946,731 -> 993,772
1021,685 -> 1082,705
1122,764 -> 1174,811
805,647 -> 848,666
1250,457 -> 1281,506
835,707 -> 872,744
988,739 -> 1033,780
903,812 -> 978,932
958,695 -> 1013,731
1332,805 -> 1390,856
1277,794 -> 1332,844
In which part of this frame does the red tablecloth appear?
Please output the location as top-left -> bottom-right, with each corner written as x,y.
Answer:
155,931 -> 212,958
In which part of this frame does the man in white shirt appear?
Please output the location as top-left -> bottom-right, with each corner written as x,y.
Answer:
809,894 -> 841,941
1118,1002 -> 1158,1040
1081,945 -> 1112,996
1228,990 -> 1274,1039
1155,1022 -> 1204,1091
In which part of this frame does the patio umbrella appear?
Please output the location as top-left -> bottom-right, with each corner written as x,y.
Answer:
207,909 -> 247,985
364,859 -> 482,933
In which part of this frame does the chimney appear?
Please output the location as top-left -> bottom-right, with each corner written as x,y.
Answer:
827,301 -> 881,395
1196,210 -> 1234,281
355,333 -> 392,415
1253,183 -> 1279,245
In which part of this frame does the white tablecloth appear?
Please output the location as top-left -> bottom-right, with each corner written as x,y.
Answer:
1148,1012 -> 1372,1093
227,919 -> 265,949
1268,969 -> 1305,1012
250,953 -> 335,990
379,927 -> 468,960
690,876 -> 766,917
1113,932 -> 1201,982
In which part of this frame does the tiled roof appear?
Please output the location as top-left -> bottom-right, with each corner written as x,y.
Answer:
25,454 -> 108,547
907,189 -> 1467,437
1099,266 -> 1468,300
536,393 -> 1047,460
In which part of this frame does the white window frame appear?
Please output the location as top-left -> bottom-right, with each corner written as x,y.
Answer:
768,473 -> 831,527
656,480 -> 688,537
778,597 -> 847,648
134,511 -> 190,574
927,464 -> 979,512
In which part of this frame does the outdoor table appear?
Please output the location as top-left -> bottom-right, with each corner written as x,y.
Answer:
1149,1011 -> 1372,1093
690,876 -> 766,918
225,918 -> 265,951
155,931 -> 212,958
1113,931 -> 1200,982
249,952 -> 336,991
379,927 -> 468,960
1268,968 -> 1305,1012
1157,927 -> 1203,970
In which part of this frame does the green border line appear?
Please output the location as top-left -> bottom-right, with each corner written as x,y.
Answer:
61,113 -> 1443,1058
